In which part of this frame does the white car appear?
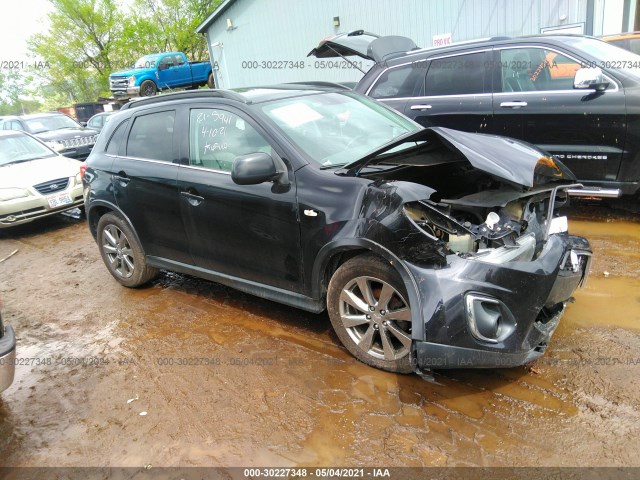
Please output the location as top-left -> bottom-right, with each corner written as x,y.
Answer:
0,130 -> 84,228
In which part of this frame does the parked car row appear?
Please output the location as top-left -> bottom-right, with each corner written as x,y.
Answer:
308,31 -> 640,199
0,112 -> 98,160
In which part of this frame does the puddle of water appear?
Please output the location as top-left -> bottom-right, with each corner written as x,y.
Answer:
568,218 -> 640,239
566,277 -> 640,330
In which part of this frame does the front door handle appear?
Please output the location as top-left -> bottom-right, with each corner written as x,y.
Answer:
500,101 -> 528,109
410,104 -> 433,110
181,190 -> 204,207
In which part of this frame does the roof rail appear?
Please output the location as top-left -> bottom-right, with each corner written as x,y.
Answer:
120,89 -> 248,110
285,81 -> 353,90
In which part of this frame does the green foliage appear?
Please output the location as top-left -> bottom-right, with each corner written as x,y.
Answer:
0,0 -> 221,111
0,70 -> 42,115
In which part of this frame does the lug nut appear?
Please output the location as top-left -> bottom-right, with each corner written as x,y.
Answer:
369,306 -> 375,311
383,321 -> 388,326
380,310 -> 386,315
366,314 -> 371,320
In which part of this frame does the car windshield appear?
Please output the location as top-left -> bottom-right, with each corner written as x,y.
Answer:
25,115 -> 81,134
134,54 -> 160,69
261,92 -> 420,167
0,134 -> 56,165
565,36 -> 640,78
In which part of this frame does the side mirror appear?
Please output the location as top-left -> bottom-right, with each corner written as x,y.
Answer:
574,67 -> 609,91
232,152 -> 279,185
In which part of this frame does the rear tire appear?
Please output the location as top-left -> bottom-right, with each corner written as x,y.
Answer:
207,73 -> 215,89
96,213 -> 158,287
327,254 -> 414,373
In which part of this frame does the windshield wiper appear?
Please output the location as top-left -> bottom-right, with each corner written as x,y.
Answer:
320,163 -> 347,170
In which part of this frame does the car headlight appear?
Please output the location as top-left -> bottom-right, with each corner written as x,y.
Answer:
0,188 -> 30,202
45,141 -> 65,152
128,75 -> 136,86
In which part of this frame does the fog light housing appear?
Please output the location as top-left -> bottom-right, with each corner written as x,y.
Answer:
465,293 -> 516,343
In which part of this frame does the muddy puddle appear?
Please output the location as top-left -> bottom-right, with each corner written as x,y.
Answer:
0,205 -> 639,468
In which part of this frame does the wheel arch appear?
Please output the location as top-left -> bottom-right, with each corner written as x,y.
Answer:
313,238 -> 423,334
87,200 -> 144,250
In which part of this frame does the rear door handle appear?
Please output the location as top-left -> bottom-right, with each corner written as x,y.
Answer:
500,101 -> 528,109
410,104 -> 433,110
181,190 -> 204,207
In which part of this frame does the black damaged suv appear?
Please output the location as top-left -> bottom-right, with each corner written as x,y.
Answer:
83,86 -> 590,373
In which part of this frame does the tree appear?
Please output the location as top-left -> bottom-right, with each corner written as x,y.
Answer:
29,0 -> 122,102
0,70 -> 42,115
118,0 -> 220,61
27,0 -> 221,105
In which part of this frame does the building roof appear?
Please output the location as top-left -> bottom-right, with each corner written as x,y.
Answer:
196,0 -> 239,34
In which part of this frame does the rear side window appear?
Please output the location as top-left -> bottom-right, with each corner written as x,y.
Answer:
126,111 -> 175,162
370,63 -> 425,99
425,52 -> 488,96
105,119 -> 129,155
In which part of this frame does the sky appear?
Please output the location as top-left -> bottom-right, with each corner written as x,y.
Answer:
0,0 -> 53,63
0,0 -> 136,64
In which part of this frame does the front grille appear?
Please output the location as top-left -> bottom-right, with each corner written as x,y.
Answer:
33,178 -> 70,195
61,135 -> 96,149
110,77 -> 129,89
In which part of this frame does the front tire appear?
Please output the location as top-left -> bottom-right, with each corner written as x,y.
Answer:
140,80 -> 157,97
327,254 -> 414,373
96,213 -> 158,287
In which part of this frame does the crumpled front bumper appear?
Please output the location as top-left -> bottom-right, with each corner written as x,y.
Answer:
407,233 -> 591,369
0,325 -> 16,393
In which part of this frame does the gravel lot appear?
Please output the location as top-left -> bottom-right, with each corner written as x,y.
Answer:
0,202 -> 639,468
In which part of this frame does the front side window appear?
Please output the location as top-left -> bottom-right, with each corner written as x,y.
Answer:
189,109 -> 272,172
126,111 -> 175,161
499,48 -> 580,92
424,52 -> 488,96
370,63 -> 425,99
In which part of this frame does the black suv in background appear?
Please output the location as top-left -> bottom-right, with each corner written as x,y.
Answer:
0,113 -> 98,160
310,32 -> 640,198
83,87 -> 590,373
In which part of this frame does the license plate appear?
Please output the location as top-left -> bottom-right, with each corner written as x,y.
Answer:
47,192 -> 73,208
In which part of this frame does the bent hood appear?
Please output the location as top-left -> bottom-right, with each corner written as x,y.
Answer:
343,127 -> 576,188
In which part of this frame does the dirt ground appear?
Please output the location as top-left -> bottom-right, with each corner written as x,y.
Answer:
0,201 -> 639,469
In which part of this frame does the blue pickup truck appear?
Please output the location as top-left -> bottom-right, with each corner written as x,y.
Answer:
109,52 -> 214,97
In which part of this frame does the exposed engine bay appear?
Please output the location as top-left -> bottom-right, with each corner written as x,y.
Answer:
356,129 -> 581,264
